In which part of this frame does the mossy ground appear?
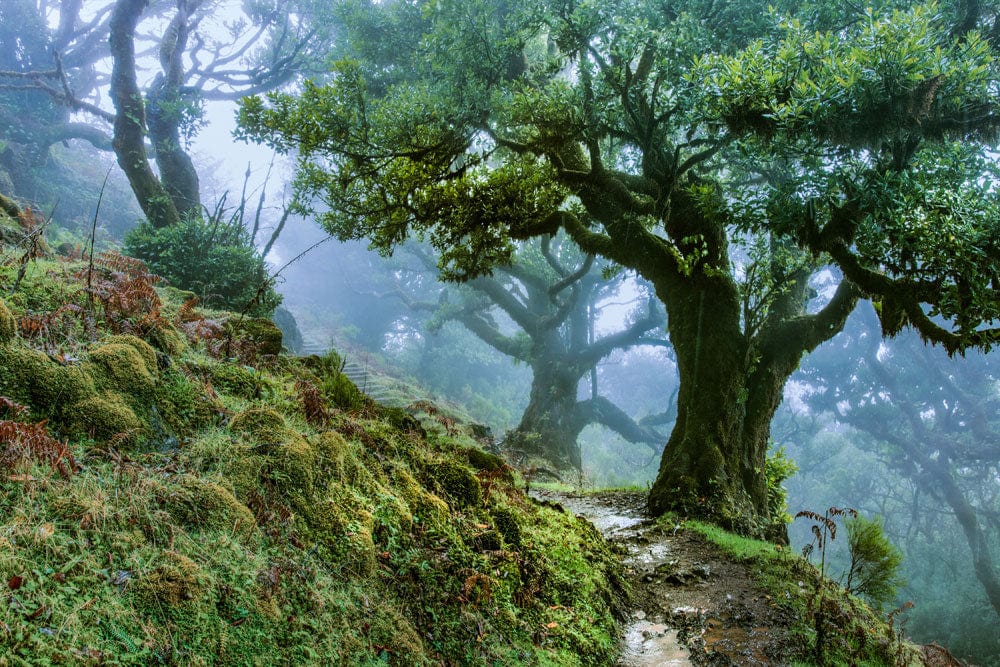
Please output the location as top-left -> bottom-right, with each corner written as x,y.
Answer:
0,245 -> 628,666
677,518 -> 923,666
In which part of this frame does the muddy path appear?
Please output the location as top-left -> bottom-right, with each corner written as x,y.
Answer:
530,490 -> 798,666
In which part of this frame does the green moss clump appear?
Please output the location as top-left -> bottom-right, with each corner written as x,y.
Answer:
303,493 -> 378,577
225,317 -> 283,356
102,334 -> 157,372
379,406 -> 425,434
228,407 -> 286,441
271,435 -> 318,498
392,468 -> 450,529
0,345 -> 96,418
427,460 -> 482,508
490,506 -> 522,547
211,362 -> 266,399
64,393 -> 146,443
147,323 -> 188,355
88,342 -> 156,409
163,475 -> 257,540
0,298 -> 16,344
132,551 -> 206,608
464,446 -> 510,476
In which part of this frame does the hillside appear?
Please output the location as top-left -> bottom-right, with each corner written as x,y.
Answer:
0,205 -> 627,665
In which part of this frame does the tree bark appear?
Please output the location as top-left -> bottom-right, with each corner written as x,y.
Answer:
145,0 -> 201,219
109,0 -> 180,229
506,356 -> 584,469
564,187 -> 858,535
147,75 -> 201,219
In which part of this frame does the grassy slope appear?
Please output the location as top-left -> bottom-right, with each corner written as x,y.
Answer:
0,230 -> 628,666
681,519 -> 924,666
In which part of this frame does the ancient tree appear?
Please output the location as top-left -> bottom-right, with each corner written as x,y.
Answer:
239,0 -> 1000,533
419,236 -> 666,469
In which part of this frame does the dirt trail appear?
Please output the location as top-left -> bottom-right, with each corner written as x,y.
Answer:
530,490 -> 796,666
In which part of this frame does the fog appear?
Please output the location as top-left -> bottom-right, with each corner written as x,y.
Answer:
1,0 -> 998,663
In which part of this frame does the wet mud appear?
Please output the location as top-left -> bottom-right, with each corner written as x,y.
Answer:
531,490 -> 796,666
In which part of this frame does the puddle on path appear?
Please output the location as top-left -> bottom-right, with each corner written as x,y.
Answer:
531,491 -> 693,666
618,618 -> 690,667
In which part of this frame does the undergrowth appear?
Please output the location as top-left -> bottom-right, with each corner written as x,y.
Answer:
678,517 -> 921,666
0,228 -> 628,666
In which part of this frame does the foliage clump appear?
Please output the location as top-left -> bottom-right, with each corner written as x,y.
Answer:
124,216 -> 280,317
845,515 -> 904,606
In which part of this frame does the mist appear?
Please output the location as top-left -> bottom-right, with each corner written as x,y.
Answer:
1,0 -> 998,664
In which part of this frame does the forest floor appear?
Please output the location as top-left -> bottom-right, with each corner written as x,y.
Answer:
530,489 -> 803,666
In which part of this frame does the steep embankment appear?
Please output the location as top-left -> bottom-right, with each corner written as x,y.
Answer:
0,210 -> 627,665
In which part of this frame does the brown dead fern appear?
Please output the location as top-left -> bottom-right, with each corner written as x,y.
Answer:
0,398 -> 78,479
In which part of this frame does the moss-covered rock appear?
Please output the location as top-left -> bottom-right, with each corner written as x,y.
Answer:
0,345 -> 96,417
210,362 -> 265,399
489,506 -> 523,547
270,435 -> 318,498
64,393 -> 145,443
224,316 -> 283,356
228,406 -> 286,441
0,298 -> 16,344
89,342 -> 156,409
132,551 -> 206,608
426,460 -> 483,508
162,475 -> 256,540
103,334 -> 158,372
147,323 -> 188,356
464,446 -> 509,476
392,468 -> 450,529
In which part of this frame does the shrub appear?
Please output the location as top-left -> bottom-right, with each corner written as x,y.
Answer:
845,514 -> 904,606
123,216 -> 281,317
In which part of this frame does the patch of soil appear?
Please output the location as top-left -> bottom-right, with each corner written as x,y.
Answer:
530,490 -> 798,666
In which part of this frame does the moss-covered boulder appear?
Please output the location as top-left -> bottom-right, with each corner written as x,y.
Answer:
391,468 -> 450,530
162,475 -> 256,540
489,506 -> 523,547
224,317 -> 283,356
426,460 -> 483,508
210,362 -> 266,399
64,393 -> 145,443
0,345 -> 96,416
147,323 -> 187,356
228,406 -> 286,441
0,298 -> 16,344
88,342 -> 156,409
464,446 -> 510,476
103,334 -> 157,372
270,435 -> 318,498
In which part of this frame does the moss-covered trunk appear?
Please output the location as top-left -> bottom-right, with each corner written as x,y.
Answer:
506,357 -> 584,470
644,272 -> 771,531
